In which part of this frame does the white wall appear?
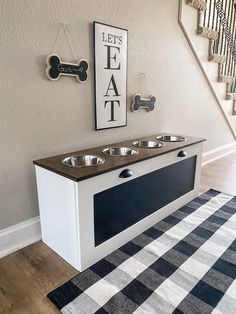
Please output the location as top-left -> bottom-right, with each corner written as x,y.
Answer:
0,0 -> 234,229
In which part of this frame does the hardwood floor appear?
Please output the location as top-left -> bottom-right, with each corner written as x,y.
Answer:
1,151 -> 236,313
200,151 -> 236,195
0,242 -> 78,313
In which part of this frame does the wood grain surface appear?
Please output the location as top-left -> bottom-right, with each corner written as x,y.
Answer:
33,133 -> 205,182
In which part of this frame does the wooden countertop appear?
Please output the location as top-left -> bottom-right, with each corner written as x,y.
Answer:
33,133 -> 205,182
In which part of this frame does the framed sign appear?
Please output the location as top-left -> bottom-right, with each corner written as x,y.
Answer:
93,22 -> 128,130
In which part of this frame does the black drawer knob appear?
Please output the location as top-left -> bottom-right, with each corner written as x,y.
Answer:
119,169 -> 134,178
177,150 -> 187,157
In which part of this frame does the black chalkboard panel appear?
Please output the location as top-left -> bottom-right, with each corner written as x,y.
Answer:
94,156 -> 196,246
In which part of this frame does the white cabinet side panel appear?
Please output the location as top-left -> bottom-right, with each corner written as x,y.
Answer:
35,166 -> 79,269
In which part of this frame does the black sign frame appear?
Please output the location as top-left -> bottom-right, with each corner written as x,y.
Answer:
93,21 -> 128,130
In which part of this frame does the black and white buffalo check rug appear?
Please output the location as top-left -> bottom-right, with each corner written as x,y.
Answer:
48,189 -> 236,313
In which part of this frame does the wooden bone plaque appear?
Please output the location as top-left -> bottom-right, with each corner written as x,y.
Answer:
132,94 -> 156,112
46,54 -> 88,82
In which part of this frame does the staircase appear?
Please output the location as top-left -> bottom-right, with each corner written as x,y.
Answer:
179,0 -> 236,137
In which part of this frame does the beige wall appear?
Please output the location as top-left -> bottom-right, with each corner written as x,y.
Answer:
0,0 -> 234,229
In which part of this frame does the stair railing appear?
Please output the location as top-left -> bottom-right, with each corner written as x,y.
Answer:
187,0 -> 236,113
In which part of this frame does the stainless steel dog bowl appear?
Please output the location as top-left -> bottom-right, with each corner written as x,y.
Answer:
132,140 -> 164,149
102,147 -> 139,156
156,135 -> 186,142
62,155 -> 105,167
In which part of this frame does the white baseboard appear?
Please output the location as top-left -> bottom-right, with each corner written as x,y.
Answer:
202,142 -> 236,166
0,216 -> 41,258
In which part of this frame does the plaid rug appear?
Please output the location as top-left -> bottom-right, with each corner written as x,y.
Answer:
48,189 -> 236,313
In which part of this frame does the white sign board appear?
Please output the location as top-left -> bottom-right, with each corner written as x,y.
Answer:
93,22 -> 128,130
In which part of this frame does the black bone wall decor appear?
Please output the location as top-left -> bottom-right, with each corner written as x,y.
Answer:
132,94 -> 156,112
46,54 -> 88,82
